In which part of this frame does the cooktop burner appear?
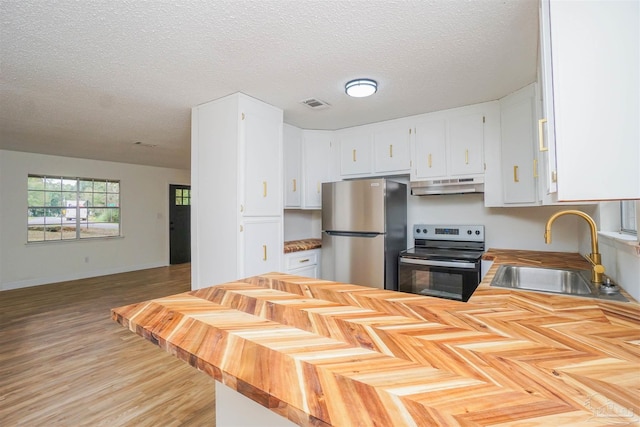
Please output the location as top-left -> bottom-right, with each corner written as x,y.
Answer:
402,224 -> 485,261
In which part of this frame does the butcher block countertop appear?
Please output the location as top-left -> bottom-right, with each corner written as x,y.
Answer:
112,250 -> 640,426
284,238 -> 321,253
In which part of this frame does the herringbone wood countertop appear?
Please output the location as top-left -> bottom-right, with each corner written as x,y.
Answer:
112,250 -> 639,426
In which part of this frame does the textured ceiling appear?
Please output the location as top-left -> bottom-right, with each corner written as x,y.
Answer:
0,0 -> 539,170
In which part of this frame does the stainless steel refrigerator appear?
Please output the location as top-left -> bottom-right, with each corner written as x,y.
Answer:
321,178 -> 407,290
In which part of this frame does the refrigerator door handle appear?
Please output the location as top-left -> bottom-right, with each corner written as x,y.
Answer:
325,231 -> 380,238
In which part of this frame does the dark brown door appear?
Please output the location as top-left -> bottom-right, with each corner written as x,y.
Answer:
169,184 -> 191,264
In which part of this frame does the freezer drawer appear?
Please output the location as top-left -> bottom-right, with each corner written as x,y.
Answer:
321,232 -> 386,289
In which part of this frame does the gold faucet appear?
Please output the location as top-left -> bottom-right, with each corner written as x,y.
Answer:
544,210 -> 605,284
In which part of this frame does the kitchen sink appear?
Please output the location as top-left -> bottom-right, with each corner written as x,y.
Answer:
490,265 -> 629,302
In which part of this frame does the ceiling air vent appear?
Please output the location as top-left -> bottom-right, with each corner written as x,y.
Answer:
300,98 -> 331,110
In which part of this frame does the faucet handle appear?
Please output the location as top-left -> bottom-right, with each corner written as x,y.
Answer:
594,264 -> 605,274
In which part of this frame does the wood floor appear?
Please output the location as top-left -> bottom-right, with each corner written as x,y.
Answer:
0,264 -> 216,426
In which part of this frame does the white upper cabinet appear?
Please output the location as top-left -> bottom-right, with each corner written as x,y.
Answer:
337,119 -> 412,179
302,130 -> 333,209
539,0 -> 639,201
283,124 -> 302,208
372,122 -> 411,174
283,126 -> 333,210
447,113 -> 485,176
414,119 -> 447,179
500,84 -> 538,205
338,129 -> 373,176
242,107 -> 282,216
412,105 -> 489,182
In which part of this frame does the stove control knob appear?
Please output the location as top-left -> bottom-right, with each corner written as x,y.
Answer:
475,230 -> 481,235
467,230 -> 472,235
423,228 -> 428,234
416,229 -> 421,233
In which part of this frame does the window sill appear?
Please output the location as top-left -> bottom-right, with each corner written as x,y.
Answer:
598,231 -> 640,257
26,235 -> 125,246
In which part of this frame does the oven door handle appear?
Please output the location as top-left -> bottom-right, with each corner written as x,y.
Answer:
399,258 -> 477,269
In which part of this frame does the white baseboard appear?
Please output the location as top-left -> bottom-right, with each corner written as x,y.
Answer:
1,262 -> 167,291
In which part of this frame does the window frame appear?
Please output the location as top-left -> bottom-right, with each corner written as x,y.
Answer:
27,174 -> 121,243
620,200 -> 637,235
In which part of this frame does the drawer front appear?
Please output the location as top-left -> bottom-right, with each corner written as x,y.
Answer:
285,250 -> 318,270
287,264 -> 318,279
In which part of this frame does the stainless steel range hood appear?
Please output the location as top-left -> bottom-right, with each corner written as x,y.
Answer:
410,177 -> 484,196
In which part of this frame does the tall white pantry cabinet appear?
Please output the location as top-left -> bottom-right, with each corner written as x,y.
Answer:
191,93 -> 283,290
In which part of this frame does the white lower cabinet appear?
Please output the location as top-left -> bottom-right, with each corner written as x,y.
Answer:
241,218 -> 283,278
284,249 -> 320,278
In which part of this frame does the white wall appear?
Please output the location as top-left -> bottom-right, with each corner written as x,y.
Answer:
283,210 -> 321,241
408,192 -> 593,252
596,201 -> 640,301
600,235 -> 640,301
0,150 -> 190,291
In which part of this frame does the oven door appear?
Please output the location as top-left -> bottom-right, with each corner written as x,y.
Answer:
398,257 -> 480,301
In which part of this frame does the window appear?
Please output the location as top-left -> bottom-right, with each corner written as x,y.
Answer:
621,200 -> 637,235
175,188 -> 190,206
28,175 -> 120,242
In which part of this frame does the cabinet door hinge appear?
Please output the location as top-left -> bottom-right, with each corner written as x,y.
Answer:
482,116 -> 486,123
409,128 -> 412,134
241,112 -> 245,120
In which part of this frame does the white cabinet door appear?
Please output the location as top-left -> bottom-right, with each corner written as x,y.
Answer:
448,114 -> 484,176
241,218 -> 282,278
191,93 -> 283,290
540,0 -> 639,200
243,110 -> 282,216
414,119 -> 447,179
539,0 -> 559,195
302,131 -> 332,209
283,124 -> 301,208
373,124 -> 411,173
339,130 -> 372,176
500,84 -> 537,204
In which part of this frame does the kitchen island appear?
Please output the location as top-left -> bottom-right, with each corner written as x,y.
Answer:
112,250 -> 639,426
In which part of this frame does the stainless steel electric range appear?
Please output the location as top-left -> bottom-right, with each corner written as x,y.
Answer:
398,224 -> 485,302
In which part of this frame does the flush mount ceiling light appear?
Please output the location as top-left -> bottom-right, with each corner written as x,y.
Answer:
345,79 -> 377,98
